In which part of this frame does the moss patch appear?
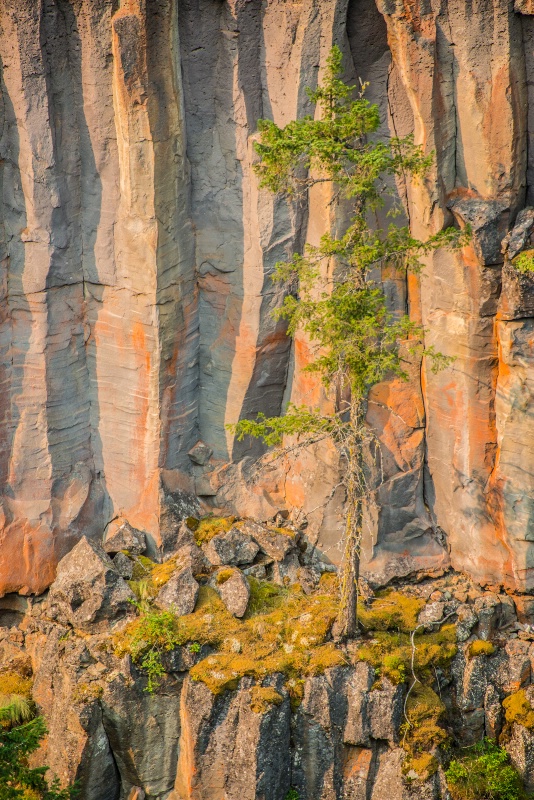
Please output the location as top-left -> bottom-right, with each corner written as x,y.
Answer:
503,690 -> 534,730
0,672 -> 34,728
216,568 -> 235,585
129,555 -> 183,600
467,640 -> 495,659
250,686 -> 284,713
357,590 -> 425,634
0,673 -> 32,700
194,516 -> 236,546
356,625 -> 457,685
117,577 -> 340,696
73,682 -> 104,705
401,684 -> 447,779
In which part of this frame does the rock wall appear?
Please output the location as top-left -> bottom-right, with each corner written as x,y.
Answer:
6,542 -> 534,800
0,0 -> 534,594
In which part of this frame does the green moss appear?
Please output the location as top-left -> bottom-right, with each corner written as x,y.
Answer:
119,579 -> 340,695
0,673 -> 32,700
356,625 -> 457,685
307,644 -> 347,675
194,516 -> 236,546
357,590 -> 425,634
503,690 -> 534,730
249,686 -> 284,713
128,555 -> 182,599
269,526 -> 297,539
0,672 -> 34,728
216,568 -> 235,585
401,684 -> 447,779
247,577 -> 287,615
468,640 -> 495,659
513,249 -> 534,275
72,683 -> 104,705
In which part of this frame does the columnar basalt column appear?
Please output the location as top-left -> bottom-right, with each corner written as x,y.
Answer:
378,0 -> 529,589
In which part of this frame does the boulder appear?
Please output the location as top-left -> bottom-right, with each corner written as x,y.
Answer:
242,519 -> 295,561
155,566 -> 199,616
271,551 -> 318,593
175,542 -> 210,578
47,537 -> 135,631
216,569 -> 250,618
204,527 -> 259,567
188,440 -> 213,466
113,552 -> 134,580
103,518 -> 147,556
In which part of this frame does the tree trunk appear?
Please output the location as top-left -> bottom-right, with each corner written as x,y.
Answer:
334,422 -> 364,641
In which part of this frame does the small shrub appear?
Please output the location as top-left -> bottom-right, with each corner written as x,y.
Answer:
115,607 -> 183,693
513,250 -> 534,275
445,739 -> 527,800
503,690 -> 534,730
468,640 -> 495,659
284,791 -> 299,800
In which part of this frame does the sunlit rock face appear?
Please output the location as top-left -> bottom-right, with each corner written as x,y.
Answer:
0,0 -> 534,594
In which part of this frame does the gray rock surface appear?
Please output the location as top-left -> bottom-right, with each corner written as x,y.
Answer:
103,520 -> 147,556
216,569 -> 250,618
112,552 -> 134,580
155,566 -> 199,616
46,537 -> 135,631
204,527 -> 259,567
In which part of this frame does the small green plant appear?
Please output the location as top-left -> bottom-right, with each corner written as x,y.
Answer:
445,739 -> 528,800
116,606 -> 184,693
513,250 -> 534,274
188,642 -> 201,654
284,790 -> 299,800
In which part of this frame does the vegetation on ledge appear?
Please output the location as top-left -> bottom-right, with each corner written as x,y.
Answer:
445,739 -> 530,800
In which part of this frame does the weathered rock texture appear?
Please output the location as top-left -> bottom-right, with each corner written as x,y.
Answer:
9,564 -> 534,800
1,0 -> 534,593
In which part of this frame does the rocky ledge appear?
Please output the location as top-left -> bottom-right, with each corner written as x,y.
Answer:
2,516 -> 534,800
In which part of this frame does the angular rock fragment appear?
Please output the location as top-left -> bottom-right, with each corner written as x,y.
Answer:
271,551 -> 318,593
418,601 -> 445,626
204,527 -> 259,566
216,569 -> 250,618
242,519 -> 295,561
188,440 -> 213,465
47,537 -> 135,631
103,518 -> 147,556
155,565 -> 199,616
174,542 -> 210,578
113,552 -> 134,580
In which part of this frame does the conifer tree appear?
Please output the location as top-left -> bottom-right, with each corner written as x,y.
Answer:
231,46 -> 465,639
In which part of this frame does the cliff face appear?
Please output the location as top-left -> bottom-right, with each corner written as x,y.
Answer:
6,536 -> 534,800
0,0 -> 534,595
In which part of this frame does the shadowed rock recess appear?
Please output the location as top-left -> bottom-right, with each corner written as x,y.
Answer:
3,0 -> 534,796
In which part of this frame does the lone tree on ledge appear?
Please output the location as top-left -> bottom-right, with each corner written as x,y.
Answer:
230,46 -> 465,640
